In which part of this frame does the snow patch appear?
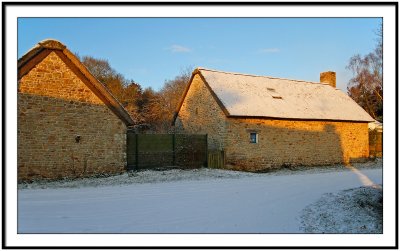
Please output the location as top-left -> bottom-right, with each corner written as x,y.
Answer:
299,186 -> 383,233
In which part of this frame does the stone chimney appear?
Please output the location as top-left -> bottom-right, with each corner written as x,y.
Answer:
320,71 -> 336,88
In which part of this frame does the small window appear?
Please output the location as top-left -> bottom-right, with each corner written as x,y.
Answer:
250,132 -> 258,144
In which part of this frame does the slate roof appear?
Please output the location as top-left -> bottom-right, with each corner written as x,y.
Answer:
176,67 -> 374,122
18,39 -> 134,126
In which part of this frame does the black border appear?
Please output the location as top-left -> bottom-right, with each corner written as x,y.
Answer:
2,1 -> 398,249
2,2 -> 400,6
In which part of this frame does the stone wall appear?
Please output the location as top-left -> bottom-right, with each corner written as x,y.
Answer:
18,52 -> 127,181
175,74 -> 227,150
225,118 -> 369,171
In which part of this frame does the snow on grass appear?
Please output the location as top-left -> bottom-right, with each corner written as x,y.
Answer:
18,159 -> 383,233
300,186 -> 383,233
18,168 -> 256,190
18,158 -> 382,190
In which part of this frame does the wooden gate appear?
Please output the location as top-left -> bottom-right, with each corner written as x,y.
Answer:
369,130 -> 383,157
208,150 -> 225,169
127,132 -> 208,170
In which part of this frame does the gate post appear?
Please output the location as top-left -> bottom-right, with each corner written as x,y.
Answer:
205,134 -> 208,167
172,133 -> 176,166
135,133 -> 139,169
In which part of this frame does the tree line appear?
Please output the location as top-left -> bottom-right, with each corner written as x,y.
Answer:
78,55 -> 191,132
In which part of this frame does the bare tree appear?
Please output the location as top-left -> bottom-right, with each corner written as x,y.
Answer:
138,88 -> 170,132
80,55 -> 148,124
160,66 -> 193,114
346,24 -> 383,121
81,56 -> 126,100
80,55 -> 195,131
138,67 -> 193,132
121,82 -> 143,124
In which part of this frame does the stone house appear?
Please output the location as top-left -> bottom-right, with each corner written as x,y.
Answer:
173,68 -> 374,171
18,39 -> 134,181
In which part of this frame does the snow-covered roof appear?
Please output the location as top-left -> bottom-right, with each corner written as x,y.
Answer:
368,120 -> 383,131
188,68 -> 374,122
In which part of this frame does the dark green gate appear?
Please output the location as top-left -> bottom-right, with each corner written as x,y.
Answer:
127,131 -> 207,170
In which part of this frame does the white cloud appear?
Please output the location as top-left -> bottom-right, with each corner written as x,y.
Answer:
167,44 -> 192,53
258,48 -> 280,53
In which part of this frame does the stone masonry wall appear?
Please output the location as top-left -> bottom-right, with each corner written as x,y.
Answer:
18,52 -> 127,181
175,74 -> 226,150
225,118 -> 369,171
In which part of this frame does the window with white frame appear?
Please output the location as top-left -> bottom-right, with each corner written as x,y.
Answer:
250,132 -> 258,144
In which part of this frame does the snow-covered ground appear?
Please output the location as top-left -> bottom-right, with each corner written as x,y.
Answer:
300,186 -> 382,233
18,159 -> 382,233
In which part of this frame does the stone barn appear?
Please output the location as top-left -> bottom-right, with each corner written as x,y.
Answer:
18,39 -> 134,181
173,68 -> 374,171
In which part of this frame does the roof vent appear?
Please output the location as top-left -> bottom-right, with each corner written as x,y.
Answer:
267,87 -> 282,99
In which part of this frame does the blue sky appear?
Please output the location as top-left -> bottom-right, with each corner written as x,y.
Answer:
18,18 -> 381,92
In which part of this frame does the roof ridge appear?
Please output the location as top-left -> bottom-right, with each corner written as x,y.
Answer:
197,67 -> 330,86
